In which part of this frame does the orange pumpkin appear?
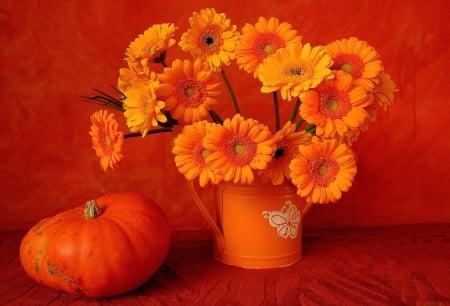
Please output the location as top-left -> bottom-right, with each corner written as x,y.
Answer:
19,192 -> 172,298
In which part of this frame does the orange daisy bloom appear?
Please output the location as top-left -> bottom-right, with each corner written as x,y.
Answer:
236,16 -> 302,78
123,72 -> 167,136
125,23 -> 177,74
370,72 -> 398,111
259,42 -> 334,101
172,121 -> 220,187
326,37 -> 383,91
259,121 -> 312,185
289,138 -> 357,204
118,67 -> 149,93
179,8 -> 239,71
203,114 -> 275,184
157,58 -> 222,124
300,71 -> 372,139
364,72 -> 398,123
89,110 -> 124,171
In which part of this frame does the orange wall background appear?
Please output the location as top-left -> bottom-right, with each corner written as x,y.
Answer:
1,0 -> 449,231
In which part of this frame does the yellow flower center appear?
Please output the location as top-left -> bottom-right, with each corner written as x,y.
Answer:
263,44 -> 273,54
318,164 -> 328,176
139,95 -> 152,114
201,149 -> 210,159
185,86 -> 196,97
234,144 -> 245,154
104,135 -> 111,147
327,98 -> 339,111
341,63 -> 353,73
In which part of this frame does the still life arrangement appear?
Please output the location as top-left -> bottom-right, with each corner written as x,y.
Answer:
84,7 -> 397,268
86,8 -> 397,205
18,7 -> 398,298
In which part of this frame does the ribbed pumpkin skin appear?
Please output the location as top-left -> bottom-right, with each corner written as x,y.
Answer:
19,192 -> 171,298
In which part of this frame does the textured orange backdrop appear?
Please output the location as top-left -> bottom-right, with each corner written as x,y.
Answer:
0,0 -> 449,231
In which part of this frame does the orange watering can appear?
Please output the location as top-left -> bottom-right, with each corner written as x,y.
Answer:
188,180 -> 312,268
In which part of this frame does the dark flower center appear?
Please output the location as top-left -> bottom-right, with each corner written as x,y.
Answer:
205,37 -> 214,45
274,148 -> 285,160
200,27 -> 221,53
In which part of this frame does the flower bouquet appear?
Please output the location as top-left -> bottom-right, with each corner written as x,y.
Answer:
85,8 -> 397,267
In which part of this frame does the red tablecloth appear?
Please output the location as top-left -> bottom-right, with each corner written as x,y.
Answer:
1,224 -> 450,305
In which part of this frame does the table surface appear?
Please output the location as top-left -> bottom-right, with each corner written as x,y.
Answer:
1,224 -> 450,305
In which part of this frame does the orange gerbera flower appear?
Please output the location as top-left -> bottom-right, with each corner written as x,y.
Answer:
123,72 -> 167,136
300,71 -> 372,139
370,72 -> 398,111
157,58 -> 222,124
89,110 -> 124,171
172,121 -> 220,187
236,16 -> 302,78
259,121 -> 312,185
326,37 -> 383,91
118,67 -> 149,93
203,114 -> 275,184
179,8 -> 239,71
259,42 -> 334,101
289,138 -> 357,204
125,23 -> 177,74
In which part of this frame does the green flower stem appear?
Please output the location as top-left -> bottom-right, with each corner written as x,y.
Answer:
124,127 -> 173,139
209,110 -> 224,124
305,124 -> 316,135
289,98 -> 301,123
272,91 -> 280,131
220,69 -> 240,114
295,118 -> 305,131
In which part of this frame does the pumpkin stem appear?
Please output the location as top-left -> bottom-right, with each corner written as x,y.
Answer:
84,200 -> 102,219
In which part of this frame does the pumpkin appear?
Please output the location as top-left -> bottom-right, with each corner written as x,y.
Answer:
19,192 -> 172,298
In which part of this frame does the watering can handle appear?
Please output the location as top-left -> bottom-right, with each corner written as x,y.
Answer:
188,180 -> 224,239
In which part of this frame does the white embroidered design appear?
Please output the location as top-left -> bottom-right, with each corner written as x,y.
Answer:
262,200 -> 300,239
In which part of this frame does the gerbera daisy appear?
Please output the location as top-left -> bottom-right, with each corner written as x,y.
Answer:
123,72 -> 167,136
326,37 -> 383,91
289,138 -> 357,204
118,67 -> 149,93
259,42 -> 334,101
157,58 -> 222,124
172,121 -> 220,187
236,16 -> 302,78
89,110 -> 124,171
203,114 -> 275,184
300,70 -> 372,139
179,8 -> 239,71
259,121 -> 312,185
125,23 -> 177,74
370,72 -> 398,111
